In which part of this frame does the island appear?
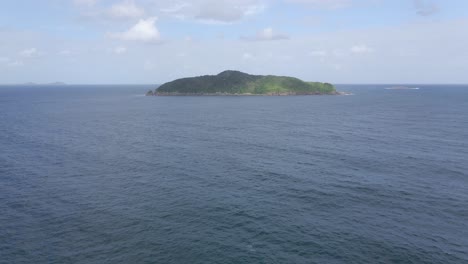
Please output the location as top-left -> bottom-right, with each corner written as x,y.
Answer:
146,70 -> 338,96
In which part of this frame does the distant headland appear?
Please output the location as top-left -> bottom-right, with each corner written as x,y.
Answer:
146,70 -> 339,96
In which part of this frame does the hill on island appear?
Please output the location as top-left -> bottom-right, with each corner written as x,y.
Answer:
146,70 -> 336,96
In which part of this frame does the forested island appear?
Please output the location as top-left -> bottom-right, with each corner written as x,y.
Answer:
146,70 -> 338,96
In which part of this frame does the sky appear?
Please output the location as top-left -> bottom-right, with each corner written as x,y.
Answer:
0,0 -> 467,84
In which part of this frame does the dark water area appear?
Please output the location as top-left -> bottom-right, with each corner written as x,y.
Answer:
1,84 -> 467,263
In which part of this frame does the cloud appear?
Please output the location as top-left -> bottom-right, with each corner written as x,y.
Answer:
113,46 -> 127,54
161,0 -> 265,23
2,11 -> 467,84
108,17 -> 161,42
107,1 -> 145,19
160,3 -> 191,13
286,0 -> 352,9
413,0 -> 439,16
160,3 -> 192,20
196,4 -> 240,22
350,44 -> 373,54
20,48 -> 40,57
73,0 -> 98,7
196,1 -> 265,23
242,27 -> 289,41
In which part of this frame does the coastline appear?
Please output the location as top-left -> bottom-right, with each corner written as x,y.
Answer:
147,91 -> 349,96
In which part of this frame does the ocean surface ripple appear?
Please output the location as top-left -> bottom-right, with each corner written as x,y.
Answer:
1,84 -> 467,263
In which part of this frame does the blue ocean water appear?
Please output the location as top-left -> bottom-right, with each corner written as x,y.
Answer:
0,84 -> 467,263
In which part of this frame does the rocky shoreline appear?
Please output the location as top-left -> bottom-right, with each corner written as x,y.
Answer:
146,91 -> 349,96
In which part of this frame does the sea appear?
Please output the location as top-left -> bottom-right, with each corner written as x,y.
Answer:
0,84 -> 467,264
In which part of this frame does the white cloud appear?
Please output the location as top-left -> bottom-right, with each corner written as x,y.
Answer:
350,44 -> 373,54
196,1 -> 265,23
20,48 -> 40,57
160,3 -> 191,13
114,46 -> 127,54
242,27 -> 289,41
73,0 -> 98,7
107,1 -> 145,19
160,0 -> 265,23
2,7 -> 467,84
108,17 -> 161,42
286,0 -> 351,9
243,4 -> 265,16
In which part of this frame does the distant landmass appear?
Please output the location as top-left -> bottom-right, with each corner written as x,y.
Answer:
47,82 -> 67,86
146,70 -> 338,96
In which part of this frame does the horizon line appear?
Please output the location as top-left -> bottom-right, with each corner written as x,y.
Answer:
1,83 -> 468,86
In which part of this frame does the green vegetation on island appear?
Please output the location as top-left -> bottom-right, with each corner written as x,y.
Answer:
146,70 -> 337,96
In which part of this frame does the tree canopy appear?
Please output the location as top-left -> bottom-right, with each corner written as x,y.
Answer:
152,70 -> 336,95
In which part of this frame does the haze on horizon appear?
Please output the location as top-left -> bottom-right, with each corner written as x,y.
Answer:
0,0 -> 467,85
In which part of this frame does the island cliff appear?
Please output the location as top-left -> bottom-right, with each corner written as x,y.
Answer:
146,70 -> 337,96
